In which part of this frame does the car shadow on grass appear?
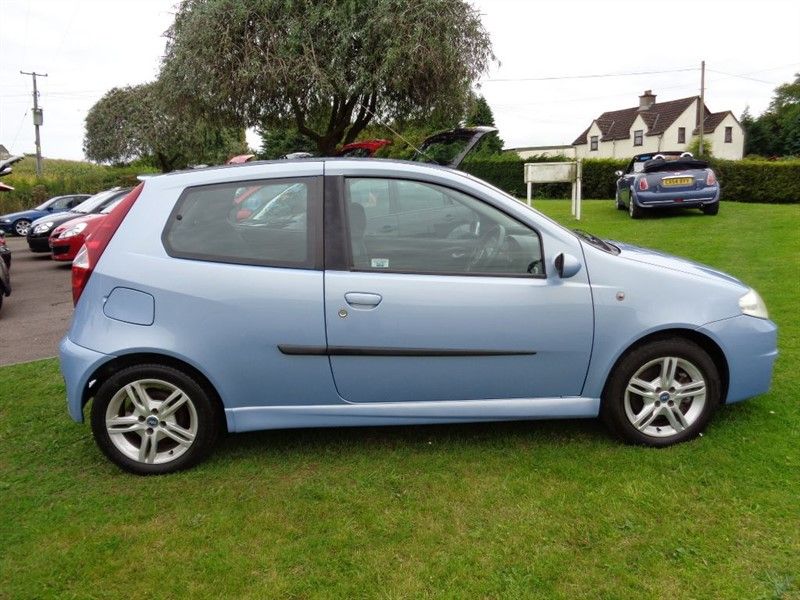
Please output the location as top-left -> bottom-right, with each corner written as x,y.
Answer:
213,417 -> 613,460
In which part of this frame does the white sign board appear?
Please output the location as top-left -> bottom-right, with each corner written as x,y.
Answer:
523,160 -> 583,220
524,162 -> 575,184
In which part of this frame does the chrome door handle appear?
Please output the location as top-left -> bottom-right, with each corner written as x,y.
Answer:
344,292 -> 382,308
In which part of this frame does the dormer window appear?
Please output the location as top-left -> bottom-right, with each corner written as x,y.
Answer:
633,130 -> 643,146
590,136 -> 598,151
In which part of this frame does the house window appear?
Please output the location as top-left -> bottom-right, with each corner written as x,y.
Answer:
590,136 -> 598,151
678,127 -> 686,144
633,130 -> 643,146
725,127 -> 733,143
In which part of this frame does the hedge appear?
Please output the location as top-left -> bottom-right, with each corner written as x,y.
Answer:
462,155 -> 800,203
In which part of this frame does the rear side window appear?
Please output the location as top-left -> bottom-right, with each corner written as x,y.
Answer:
163,177 -> 322,269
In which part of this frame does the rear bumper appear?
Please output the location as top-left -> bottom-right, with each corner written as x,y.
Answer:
698,315 -> 778,404
634,187 -> 720,207
60,336 -> 114,422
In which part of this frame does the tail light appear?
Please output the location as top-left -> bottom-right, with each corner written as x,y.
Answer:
72,183 -> 144,305
638,178 -> 649,191
706,170 -> 717,186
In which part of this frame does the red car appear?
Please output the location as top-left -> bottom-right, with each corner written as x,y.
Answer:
336,139 -> 391,157
49,195 -> 126,261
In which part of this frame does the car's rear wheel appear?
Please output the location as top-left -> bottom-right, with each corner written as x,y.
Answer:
13,219 -> 31,236
90,364 -> 220,475
701,203 -> 719,215
602,339 -> 720,446
629,199 -> 643,219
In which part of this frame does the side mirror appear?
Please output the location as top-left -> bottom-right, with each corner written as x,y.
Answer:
614,170 -> 623,177
554,253 -> 582,279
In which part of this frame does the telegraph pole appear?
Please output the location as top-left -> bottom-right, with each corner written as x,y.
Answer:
698,60 -> 705,156
20,70 -> 48,177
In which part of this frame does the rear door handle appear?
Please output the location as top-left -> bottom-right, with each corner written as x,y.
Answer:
344,292 -> 383,309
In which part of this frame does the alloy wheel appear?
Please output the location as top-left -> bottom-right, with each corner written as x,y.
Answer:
623,356 -> 707,438
104,378 -> 198,465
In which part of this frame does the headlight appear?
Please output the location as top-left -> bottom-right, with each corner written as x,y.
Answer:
739,288 -> 769,319
58,222 -> 87,239
32,222 -> 54,234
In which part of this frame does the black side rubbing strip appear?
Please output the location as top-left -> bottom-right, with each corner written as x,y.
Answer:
278,345 -> 536,357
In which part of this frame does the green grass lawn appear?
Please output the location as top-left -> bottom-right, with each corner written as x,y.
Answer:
1,201 -> 798,599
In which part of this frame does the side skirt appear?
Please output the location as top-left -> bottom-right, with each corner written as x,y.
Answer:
226,396 -> 601,433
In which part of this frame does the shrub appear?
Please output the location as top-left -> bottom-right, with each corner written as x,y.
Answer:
0,157 -> 157,214
462,154 -> 800,203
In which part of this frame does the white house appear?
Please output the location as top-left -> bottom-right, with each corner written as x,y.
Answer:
572,91 -> 744,160
512,91 -> 744,161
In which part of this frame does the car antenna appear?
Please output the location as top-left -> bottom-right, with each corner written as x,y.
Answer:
356,101 -> 436,163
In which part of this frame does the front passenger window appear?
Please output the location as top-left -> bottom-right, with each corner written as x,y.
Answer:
345,178 -> 544,277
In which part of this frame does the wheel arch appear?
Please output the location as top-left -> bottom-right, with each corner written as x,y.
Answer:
81,352 -> 229,432
600,328 -> 729,405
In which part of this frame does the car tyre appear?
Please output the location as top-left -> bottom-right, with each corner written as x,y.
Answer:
615,193 -> 626,210
13,219 -> 31,236
629,199 -> 644,219
701,203 -> 719,215
90,363 -> 220,475
601,338 -> 720,447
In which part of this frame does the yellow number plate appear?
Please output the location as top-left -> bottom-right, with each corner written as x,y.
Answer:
662,176 -> 694,186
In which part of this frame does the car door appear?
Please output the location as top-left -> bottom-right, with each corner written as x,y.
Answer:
323,175 -> 594,403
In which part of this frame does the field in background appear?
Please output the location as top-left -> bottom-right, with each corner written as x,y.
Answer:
0,200 -> 798,599
0,156 -> 154,213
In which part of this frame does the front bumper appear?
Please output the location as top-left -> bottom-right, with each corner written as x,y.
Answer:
27,233 -> 52,252
51,238 -> 81,261
60,336 -> 114,422
698,315 -> 778,403
0,222 -> 14,234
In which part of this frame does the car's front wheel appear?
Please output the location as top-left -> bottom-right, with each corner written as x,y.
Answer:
90,364 -> 220,475
13,219 -> 31,236
602,338 -> 720,446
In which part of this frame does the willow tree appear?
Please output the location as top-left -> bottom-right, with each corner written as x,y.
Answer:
159,0 -> 493,155
84,83 -> 247,171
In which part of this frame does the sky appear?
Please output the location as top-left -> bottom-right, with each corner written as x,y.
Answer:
1,0 -> 798,160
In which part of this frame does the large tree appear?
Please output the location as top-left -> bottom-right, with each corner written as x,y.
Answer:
84,83 -> 247,171
159,0 -> 493,155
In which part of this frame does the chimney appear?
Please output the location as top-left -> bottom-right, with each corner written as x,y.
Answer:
638,90 -> 656,111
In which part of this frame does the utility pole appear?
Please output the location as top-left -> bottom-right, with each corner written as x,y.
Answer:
20,70 -> 48,177
698,60 -> 705,156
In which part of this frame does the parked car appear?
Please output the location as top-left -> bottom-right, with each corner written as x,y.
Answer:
336,139 -> 391,158
0,231 -> 10,269
60,158 -> 777,474
615,152 -> 720,218
27,188 -> 131,252
0,231 -> 10,313
0,194 -> 90,236
49,194 -> 128,261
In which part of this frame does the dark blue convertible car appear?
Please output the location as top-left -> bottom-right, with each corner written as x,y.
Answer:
615,152 -> 720,218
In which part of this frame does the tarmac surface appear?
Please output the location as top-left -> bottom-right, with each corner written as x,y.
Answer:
0,236 -> 74,366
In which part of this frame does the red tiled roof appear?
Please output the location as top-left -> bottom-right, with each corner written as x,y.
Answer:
573,96 -> 701,145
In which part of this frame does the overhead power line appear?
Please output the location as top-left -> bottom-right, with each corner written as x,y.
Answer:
484,67 -> 697,82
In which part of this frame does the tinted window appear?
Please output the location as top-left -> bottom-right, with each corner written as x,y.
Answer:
345,178 -> 543,277
51,197 -> 74,210
164,177 -> 321,269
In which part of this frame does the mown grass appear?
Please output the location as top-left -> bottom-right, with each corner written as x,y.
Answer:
1,200 -> 798,599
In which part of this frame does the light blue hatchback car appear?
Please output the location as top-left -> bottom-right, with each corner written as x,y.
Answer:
60,159 -> 778,474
